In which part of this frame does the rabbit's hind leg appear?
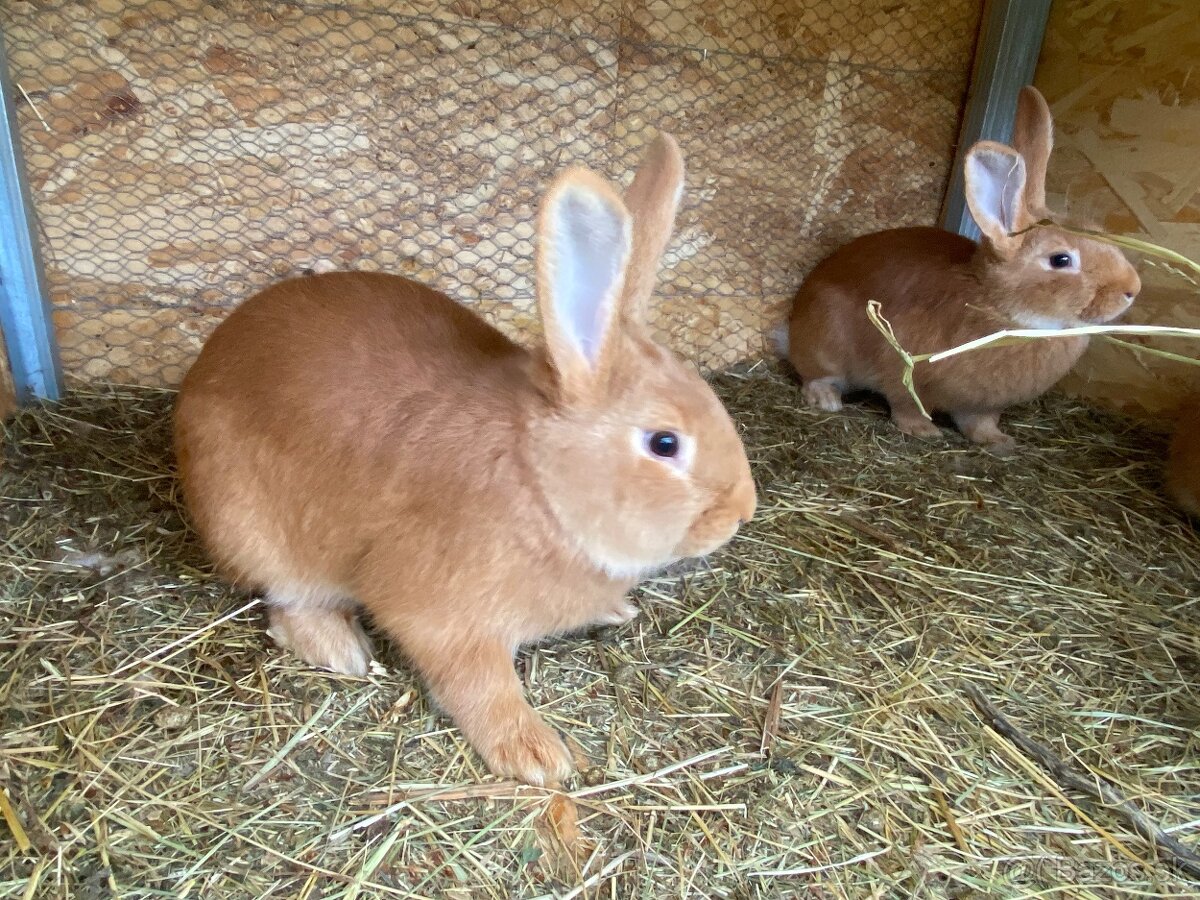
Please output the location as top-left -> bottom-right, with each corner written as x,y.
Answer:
265,583 -> 373,676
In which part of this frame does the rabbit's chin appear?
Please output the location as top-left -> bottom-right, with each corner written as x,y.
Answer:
587,543 -> 690,582
593,556 -> 666,581
582,533 -> 735,582
1008,311 -> 1074,329
676,520 -> 743,560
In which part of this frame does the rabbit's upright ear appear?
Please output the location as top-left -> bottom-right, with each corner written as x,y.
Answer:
536,167 -> 633,399
964,141 -> 1028,257
1011,85 -> 1053,214
619,133 -> 685,325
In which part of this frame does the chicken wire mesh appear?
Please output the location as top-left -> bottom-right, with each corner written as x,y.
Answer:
2,0 -> 981,386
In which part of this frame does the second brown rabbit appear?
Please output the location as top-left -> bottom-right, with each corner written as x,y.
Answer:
788,86 -> 1141,453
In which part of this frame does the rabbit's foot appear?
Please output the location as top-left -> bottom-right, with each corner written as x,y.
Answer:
801,377 -> 844,412
480,708 -> 577,787
953,410 -> 1016,456
267,601 -> 373,676
595,597 -> 639,626
892,411 -> 943,440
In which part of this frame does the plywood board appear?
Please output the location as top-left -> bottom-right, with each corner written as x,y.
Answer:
1033,0 -> 1200,417
2,0 -> 981,383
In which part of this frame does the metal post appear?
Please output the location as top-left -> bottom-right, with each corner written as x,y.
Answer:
0,37 -> 63,402
940,0 -> 1052,242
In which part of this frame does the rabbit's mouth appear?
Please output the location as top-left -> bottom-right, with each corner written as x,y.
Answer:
677,478 -> 756,558
1081,291 -> 1136,325
676,515 -> 746,560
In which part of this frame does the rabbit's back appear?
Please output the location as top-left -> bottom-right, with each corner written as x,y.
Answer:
174,271 -> 531,588
183,271 -> 527,422
788,227 -> 980,386
802,227 -> 976,310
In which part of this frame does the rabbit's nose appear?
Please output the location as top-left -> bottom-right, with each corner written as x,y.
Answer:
1123,292 -> 1135,302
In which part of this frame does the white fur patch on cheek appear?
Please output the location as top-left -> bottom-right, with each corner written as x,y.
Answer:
1010,311 -> 1069,329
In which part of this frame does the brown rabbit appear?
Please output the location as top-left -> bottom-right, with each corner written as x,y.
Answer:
174,134 -> 756,786
788,86 -> 1141,453
1166,397 -> 1200,517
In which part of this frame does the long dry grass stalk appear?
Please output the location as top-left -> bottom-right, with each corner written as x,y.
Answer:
965,683 -> 1200,881
866,226 -> 1200,419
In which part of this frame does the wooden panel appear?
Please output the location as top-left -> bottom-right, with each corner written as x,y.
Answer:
1033,0 -> 1200,416
2,0 -> 981,383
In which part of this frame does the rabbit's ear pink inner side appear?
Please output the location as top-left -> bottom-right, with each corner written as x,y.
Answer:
964,143 -> 1028,254
620,133 -> 685,324
537,169 -> 632,397
1012,85 -> 1053,214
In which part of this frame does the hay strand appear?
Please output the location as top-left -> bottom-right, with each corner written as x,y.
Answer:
926,323 -> 1200,365
0,790 -> 31,854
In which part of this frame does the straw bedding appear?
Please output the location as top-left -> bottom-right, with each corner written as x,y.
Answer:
1,365 -> 1198,898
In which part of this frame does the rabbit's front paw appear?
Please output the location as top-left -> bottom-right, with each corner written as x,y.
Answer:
596,598 -> 639,626
801,378 -> 844,412
953,411 -> 1016,455
893,412 -> 942,440
482,711 -> 576,787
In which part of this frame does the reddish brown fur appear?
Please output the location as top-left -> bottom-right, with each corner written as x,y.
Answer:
788,86 -> 1141,452
1166,397 -> 1200,518
174,136 -> 755,786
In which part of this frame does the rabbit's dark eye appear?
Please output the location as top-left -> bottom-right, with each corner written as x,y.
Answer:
647,431 -> 679,458
1049,252 -> 1074,269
